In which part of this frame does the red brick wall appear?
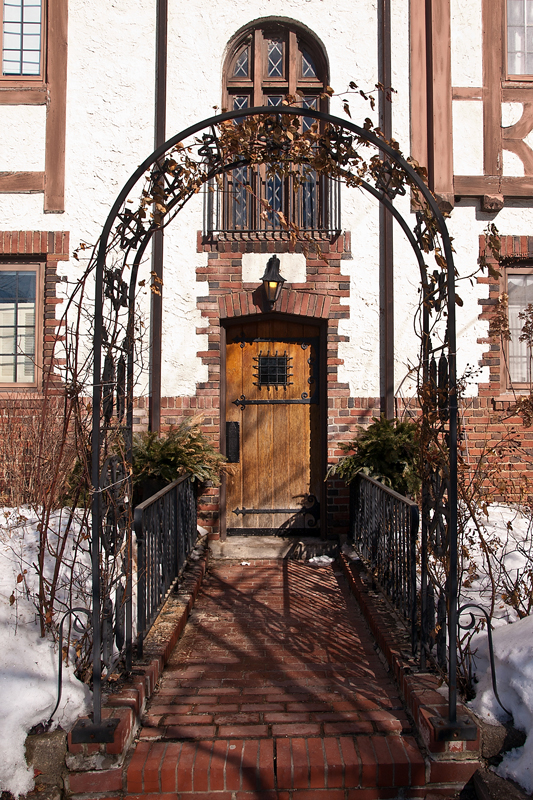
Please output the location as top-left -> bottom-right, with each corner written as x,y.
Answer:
474,234 -> 533,502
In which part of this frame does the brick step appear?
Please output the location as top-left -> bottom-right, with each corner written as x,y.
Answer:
126,735 -> 427,795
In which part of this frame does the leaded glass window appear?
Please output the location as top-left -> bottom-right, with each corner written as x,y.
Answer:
2,0 -> 42,76
218,22 -> 339,233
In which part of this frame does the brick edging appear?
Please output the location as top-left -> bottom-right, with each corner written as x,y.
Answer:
340,554 -> 481,788
65,548 -> 209,796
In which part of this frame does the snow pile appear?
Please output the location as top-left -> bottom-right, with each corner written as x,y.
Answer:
464,505 -> 533,793
0,508 -> 91,796
470,616 -> 533,792
308,554 -> 334,565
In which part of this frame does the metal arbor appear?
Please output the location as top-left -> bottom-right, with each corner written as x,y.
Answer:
81,106 -> 463,739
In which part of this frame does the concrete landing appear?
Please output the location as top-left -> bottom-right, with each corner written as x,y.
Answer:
208,535 -> 340,561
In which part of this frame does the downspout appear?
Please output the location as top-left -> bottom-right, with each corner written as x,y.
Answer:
379,0 -> 394,419
149,0 -> 168,432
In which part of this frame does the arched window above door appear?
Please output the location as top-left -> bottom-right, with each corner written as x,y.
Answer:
203,20 -> 340,236
223,21 -> 328,113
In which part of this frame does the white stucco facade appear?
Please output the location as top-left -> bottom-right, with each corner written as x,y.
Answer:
1,0 -> 533,406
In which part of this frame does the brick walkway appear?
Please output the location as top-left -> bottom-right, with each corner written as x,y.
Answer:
126,559 -> 428,799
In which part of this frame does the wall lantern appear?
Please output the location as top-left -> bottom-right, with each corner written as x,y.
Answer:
261,255 -> 286,307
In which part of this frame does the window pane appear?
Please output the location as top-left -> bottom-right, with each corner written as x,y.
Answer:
0,332 -> 15,353
303,96 -> 318,131
17,355 -> 34,383
509,25 -> 525,53
508,0 -> 524,25
17,272 -> 35,301
302,170 -> 317,228
0,305 -> 15,327
0,272 -> 17,300
302,51 -> 317,78
267,95 -> 283,107
233,47 -> 249,78
0,357 -> 15,382
231,166 -> 250,229
3,3 -> 21,22
2,0 -> 42,76
233,95 -> 249,110
267,39 -> 283,77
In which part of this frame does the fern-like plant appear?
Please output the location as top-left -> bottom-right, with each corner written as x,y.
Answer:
328,416 -> 420,497
132,414 -> 226,493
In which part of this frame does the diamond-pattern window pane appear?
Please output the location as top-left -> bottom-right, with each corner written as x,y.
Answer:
233,47 -> 249,78
302,96 -> 318,132
267,174 -> 283,227
267,95 -> 283,107
2,0 -> 42,76
232,166 -> 249,229
0,271 -> 36,383
508,0 -> 533,74
256,354 -> 289,386
302,50 -> 317,78
233,95 -> 249,110
267,39 -> 283,77
302,170 -> 317,228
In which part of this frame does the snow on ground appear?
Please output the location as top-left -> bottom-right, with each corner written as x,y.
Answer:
462,504 -> 533,793
0,508 -> 91,797
470,615 -> 533,792
460,503 -> 533,625
2,501 -> 533,794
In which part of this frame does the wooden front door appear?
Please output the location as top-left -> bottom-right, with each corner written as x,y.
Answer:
224,318 -> 322,535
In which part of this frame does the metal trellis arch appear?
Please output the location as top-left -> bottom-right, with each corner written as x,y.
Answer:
79,106 -> 466,741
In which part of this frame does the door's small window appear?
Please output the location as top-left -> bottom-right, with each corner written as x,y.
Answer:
254,352 -> 293,387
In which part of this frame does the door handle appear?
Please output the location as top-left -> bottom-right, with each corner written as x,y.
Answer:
226,421 -> 240,463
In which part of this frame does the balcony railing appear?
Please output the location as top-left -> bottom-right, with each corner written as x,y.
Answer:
203,168 -> 341,235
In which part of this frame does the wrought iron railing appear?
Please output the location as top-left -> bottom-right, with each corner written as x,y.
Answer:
203,169 -> 341,235
350,473 -> 419,652
134,475 -> 197,655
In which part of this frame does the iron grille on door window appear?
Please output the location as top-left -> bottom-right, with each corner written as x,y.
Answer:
204,21 -> 340,235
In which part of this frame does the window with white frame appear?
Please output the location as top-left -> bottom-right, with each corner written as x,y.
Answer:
0,267 -> 39,385
507,0 -> 533,76
2,0 -> 43,78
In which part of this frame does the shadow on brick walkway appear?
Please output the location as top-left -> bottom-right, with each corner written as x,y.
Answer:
125,559 -> 435,798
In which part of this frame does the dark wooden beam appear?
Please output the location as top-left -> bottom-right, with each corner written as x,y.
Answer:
149,0 -> 168,433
